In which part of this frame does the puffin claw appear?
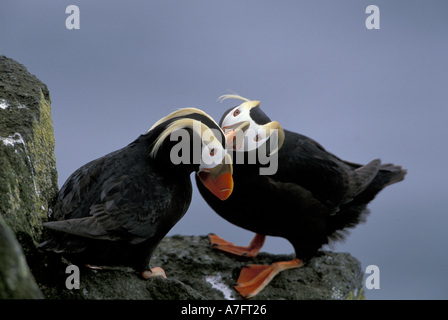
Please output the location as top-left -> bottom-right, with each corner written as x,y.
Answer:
141,267 -> 167,279
85,264 -> 102,270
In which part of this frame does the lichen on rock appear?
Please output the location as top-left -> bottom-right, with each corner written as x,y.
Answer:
0,55 -> 58,249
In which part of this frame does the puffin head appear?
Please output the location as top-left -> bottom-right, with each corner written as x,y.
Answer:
218,94 -> 284,156
148,108 -> 248,200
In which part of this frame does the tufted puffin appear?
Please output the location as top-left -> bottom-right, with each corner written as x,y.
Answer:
39,108 -> 243,279
195,95 -> 407,298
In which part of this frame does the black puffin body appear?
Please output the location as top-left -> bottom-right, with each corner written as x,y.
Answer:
40,108 -> 235,277
196,95 -> 407,298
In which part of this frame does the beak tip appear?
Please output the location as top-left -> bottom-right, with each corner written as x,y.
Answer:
217,189 -> 232,201
198,171 -> 233,201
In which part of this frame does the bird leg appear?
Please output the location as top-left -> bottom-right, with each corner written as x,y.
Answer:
141,267 -> 167,279
234,258 -> 304,299
209,233 -> 265,258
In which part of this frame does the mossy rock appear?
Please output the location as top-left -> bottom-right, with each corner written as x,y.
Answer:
0,55 -> 58,250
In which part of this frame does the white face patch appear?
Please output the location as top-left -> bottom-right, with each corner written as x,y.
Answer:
221,104 -> 269,153
198,125 -> 227,169
218,97 -> 283,175
200,136 -> 227,169
221,105 -> 251,133
167,123 -> 227,169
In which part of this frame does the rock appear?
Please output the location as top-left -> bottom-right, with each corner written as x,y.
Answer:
0,213 -> 43,299
0,56 -> 365,300
0,55 -> 57,299
34,235 -> 364,300
0,55 -> 58,252
151,235 -> 365,300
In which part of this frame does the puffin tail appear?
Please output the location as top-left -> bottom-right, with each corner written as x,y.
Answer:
353,163 -> 407,204
328,162 -> 407,242
343,160 -> 407,203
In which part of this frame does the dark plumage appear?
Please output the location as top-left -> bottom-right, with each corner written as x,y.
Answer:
196,95 -> 407,298
39,108 -> 234,278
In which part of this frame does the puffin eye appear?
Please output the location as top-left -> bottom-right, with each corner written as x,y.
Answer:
233,109 -> 240,117
254,134 -> 261,142
209,148 -> 215,156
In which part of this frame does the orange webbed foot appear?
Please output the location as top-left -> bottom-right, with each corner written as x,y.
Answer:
209,233 -> 265,258
234,258 -> 304,299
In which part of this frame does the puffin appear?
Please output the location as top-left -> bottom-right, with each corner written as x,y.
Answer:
195,95 -> 407,298
39,107 -> 243,279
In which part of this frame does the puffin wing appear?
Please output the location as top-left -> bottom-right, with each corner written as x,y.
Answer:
277,133 -> 352,201
91,172 -> 174,244
45,172 -> 172,245
43,216 -> 112,240
278,131 -> 381,204
52,155 -> 109,220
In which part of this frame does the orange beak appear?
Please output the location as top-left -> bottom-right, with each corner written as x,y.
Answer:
197,154 -> 233,200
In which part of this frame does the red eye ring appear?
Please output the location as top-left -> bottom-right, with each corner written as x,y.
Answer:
233,109 -> 240,117
209,148 -> 215,156
254,134 -> 261,141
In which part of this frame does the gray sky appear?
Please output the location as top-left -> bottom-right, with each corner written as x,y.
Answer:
1,0 -> 447,299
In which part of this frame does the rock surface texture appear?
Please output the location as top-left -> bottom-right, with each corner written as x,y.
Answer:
33,235 -> 364,300
0,56 -> 364,300
0,55 -> 58,248
0,55 -> 57,299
